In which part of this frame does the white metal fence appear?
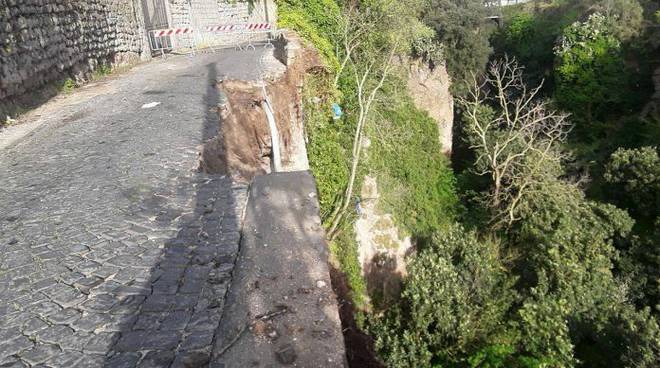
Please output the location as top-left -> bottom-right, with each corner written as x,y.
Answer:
143,0 -> 277,55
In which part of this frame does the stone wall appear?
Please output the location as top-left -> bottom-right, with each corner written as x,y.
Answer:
168,0 -> 275,28
0,0 -> 149,102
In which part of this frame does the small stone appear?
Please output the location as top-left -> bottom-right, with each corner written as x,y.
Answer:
316,280 -> 326,288
275,343 -> 297,365
141,102 -> 161,109
138,351 -> 174,368
5,215 -> 19,222
172,351 -> 210,368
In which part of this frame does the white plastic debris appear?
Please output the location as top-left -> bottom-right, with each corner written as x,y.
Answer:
141,102 -> 161,109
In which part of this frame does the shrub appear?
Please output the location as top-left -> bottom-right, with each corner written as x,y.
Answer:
369,224 -> 517,367
276,0 -> 341,69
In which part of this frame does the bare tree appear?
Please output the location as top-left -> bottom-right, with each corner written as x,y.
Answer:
333,6 -> 379,87
326,0 -> 429,239
458,56 -> 572,226
327,42 -> 400,240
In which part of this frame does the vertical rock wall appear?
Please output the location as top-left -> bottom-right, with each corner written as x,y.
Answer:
405,57 -> 454,155
0,0 -> 149,102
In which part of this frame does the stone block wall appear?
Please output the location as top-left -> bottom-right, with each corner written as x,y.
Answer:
0,0 -> 149,102
168,0 -> 274,28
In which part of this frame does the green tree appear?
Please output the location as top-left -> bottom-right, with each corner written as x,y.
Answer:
604,146 -> 660,219
369,224 -> 518,367
512,177 -> 660,367
617,218 -> 660,312
554,13 -> 628,127
423,0 -> 493,83
606,147 -> 660,312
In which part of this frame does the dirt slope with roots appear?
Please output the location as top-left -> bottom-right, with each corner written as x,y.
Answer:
199,44 -> 324,182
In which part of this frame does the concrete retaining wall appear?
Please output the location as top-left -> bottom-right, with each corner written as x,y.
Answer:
211,171 -> 346,367
0,0 -> 150,102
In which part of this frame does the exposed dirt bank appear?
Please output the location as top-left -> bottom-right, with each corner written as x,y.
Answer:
199,39 -> 323,182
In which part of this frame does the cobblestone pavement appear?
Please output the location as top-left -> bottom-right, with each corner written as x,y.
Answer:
0,49 -> 265,367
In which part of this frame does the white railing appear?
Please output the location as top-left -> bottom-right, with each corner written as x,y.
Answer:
485,0 -> 531,7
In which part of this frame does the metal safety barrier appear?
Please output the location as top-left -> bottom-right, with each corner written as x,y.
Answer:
205,23 -> 275,51
148,27 -> 197,58
147,23 -> 276,57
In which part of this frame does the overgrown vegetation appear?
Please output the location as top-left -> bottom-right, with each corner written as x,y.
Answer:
278,0 -> 461,302
366,93 -> 459,237
279,0 -> 660,367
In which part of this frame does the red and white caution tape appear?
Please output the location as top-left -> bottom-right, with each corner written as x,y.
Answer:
205,23 -> 272,32
152,27 -> 194,37
205,25 -> 236,32
245,23 -> 272,31
151,23 -> 272,37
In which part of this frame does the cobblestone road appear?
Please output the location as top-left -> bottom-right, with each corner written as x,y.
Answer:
0,50 -> 265,367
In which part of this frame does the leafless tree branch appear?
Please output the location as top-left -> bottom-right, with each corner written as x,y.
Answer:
457,56 -> 573,227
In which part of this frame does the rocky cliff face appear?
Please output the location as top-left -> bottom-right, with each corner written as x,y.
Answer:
354,58 -> 455,304
354,176 -> 412,305
405,57 -> 454,155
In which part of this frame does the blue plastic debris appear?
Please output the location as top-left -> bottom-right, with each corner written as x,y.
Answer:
332,103 -> 343,120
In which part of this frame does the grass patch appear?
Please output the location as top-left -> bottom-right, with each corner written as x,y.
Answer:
92,64 -> 112,80
276,0 -> 342,70
59,78 -> 77,94
329,215 -> 369,308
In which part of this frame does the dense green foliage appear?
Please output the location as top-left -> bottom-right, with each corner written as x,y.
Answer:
278,0 -> 461,304
370,225 -> 518,367
554,13 -> 628,126
302,74 -> 351,218
605,146 -> 659,219
366,94 -> 459,237
605,146 -> 659,312
279,0 -> 659,367
423,0 -> 494,84
276,0 -> 342,68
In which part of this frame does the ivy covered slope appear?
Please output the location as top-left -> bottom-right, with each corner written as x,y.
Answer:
276,0 -> 460,305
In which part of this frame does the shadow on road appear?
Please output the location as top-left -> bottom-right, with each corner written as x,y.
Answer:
103,61 -> 245,367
